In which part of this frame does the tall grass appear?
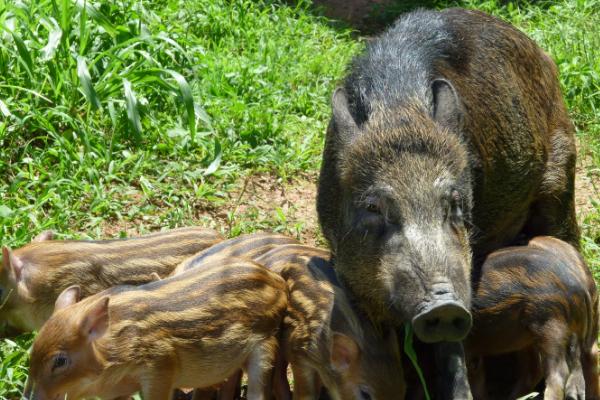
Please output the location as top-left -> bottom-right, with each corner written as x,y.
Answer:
0,0 -> 360,249
0,1 -> 359,396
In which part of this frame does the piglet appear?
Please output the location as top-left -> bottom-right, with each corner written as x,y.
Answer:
0,227 -> 222,336
467,236 -> 599,400
24,257 -> 287,400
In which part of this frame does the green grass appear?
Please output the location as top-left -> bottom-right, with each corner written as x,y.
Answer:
1,0 -> 599,398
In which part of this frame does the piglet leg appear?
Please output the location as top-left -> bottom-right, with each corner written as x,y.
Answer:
218,370 -> 242,400
140,369 -> 175,400
246,337 -> 278,400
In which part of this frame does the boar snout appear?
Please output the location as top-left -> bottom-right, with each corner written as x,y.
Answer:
412,300 -> 472,343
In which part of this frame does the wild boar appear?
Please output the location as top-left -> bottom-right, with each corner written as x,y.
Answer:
317,8 -> 578,398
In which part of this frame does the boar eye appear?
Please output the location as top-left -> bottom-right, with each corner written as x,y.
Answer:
445,189 -> 463,222
365,202 -> 381,214
51,353 -> 70,373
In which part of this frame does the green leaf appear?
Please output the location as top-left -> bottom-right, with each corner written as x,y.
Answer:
74,0 -> 118,37
404,324 -> 431,400
517,393 -> 540,400
0,205 -> 13,218
40,18 -> 62,61
11,32 -> 33,79
0,99 -> 12,118
77,56 -> 101,110
203,138 -> 222,176
123,79 -> 142,141
164,70 -> 196,143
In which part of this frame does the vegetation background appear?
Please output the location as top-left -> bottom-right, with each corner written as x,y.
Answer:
0,0 -> 598,397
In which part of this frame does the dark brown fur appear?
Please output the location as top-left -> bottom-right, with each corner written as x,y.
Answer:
317,9 -> 578,398
466,237 -> 598,400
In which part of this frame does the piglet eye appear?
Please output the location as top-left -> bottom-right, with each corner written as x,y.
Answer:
52,353 -> 70,372
359,386 -> 373,400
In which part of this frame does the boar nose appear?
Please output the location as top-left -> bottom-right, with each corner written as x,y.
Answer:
412,300 -> 472,343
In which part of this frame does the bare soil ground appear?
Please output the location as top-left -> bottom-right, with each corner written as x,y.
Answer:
97,139 -> 597,251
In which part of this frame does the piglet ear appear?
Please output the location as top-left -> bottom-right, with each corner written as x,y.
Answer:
2,246 -> 24,282
330,332 -> 360,373
150,272 -> 162,282
32,230 -> 54,242
55,285 -> 81,311
79,296 -> 109,342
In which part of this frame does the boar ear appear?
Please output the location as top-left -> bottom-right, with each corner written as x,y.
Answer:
32,230 -> 54,242
331,332 -> 360,373
331,87 -> 359,144
80,296 -> 109,341
2,246 -> 24,282
55,285 -> 81,310
431,79 -> 463,132
1,246 -> 9,273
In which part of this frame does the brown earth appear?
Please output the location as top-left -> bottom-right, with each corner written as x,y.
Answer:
97,140 -> 597,250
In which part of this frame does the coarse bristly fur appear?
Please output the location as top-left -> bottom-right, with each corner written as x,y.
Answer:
317,8 -> 578,400
26,257 -> 287,400
170,232 -> 299,276
317,6 -> 577,335
466,236 -> 599,400
177,234 -> 406,400
255,243 -> 405,400
0,227 -> 222,336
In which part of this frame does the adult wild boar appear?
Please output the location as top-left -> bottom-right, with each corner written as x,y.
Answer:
317,7 -> 578,397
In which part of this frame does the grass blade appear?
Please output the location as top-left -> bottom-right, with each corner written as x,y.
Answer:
0,99 -> 12,118
123,78 -> 142,141
203,138 -> 222,176
77,55 -> 101,110
74,0 -> 118,37
164,69 -> 196,143
40,18 -> 62,61
404,324 -> 431,400
11,32 -> 34,80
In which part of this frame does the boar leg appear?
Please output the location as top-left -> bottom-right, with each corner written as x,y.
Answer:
466,355 -> 486,400
246,337 -> 278,400
524,128 -> 579,247
565,337 -> 586,400
140,373 -> 175,400
434,342 -> 472,400
581,341 -> 600,400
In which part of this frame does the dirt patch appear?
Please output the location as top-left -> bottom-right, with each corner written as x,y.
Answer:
204,172 -> 324,247
93,139 -> 596,251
